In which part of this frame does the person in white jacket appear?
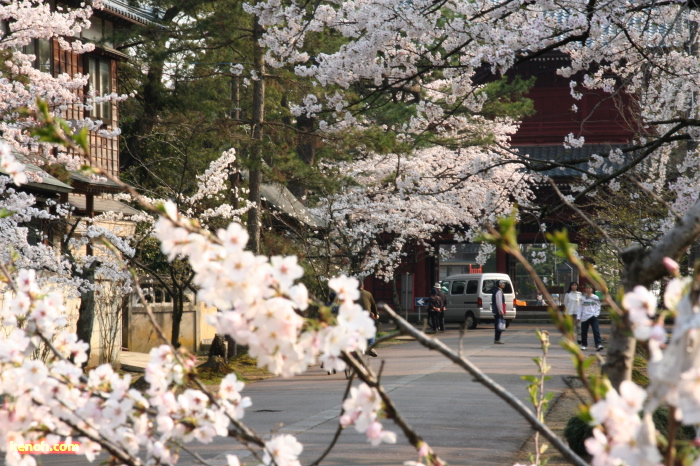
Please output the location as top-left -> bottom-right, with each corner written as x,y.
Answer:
577,284 -> 604,351
563,282 -> 582,344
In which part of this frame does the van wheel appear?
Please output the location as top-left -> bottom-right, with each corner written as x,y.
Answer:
464,312 -> 477,330
505,320 -> 511,329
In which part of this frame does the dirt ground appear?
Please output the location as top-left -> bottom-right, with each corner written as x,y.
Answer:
513,377 -> 592,465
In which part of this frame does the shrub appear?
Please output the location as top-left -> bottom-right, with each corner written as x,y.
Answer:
563,415 -> 592,458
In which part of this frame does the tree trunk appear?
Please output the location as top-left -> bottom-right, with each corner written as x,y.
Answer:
171,291 -> 184,349
289,113 -> 317,201
391,275 -> 403,314
246,16 -> 266,254
605,200 -> 700,390
225,334 -> 237,359
75,264 -> 97,367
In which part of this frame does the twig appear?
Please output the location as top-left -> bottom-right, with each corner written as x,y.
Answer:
549,179 -> 623,255
59,409 -> 142,465
625,174 -> 683,222
664,408 -> 678,466
170,442 -> 213,465
490,227 -> 598,400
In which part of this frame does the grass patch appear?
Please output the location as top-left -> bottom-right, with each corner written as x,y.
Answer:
195,353 -> 272,385
129,352 -> 272,392
632,351 -> 649,387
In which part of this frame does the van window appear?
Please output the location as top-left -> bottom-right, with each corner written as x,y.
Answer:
451,281 -> 465,295
483,280 -> 513,294
466,280 -> 478,294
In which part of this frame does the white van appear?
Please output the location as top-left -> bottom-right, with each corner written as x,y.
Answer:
441,273 -> 516,329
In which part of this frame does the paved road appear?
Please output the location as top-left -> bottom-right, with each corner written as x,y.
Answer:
37,322 -> 602,465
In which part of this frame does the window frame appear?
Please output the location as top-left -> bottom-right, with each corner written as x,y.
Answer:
450,281 -> 466,295
85,54 -> 113,124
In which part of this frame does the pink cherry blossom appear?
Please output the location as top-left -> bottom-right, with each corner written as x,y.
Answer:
622,286 -> 657,324
262,434 -> 303,466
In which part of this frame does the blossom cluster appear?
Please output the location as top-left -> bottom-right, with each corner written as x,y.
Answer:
154,206 -> 378,377
585,381 -> 661,466
340,383 -> 397,446
0,266 -> 312,466
313,133 -> 534,279
0,202 -> 399,465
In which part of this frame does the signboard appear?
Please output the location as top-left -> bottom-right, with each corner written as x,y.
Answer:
414,297 -> 429,306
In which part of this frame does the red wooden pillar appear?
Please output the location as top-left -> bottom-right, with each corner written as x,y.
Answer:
496,247 -> 507,273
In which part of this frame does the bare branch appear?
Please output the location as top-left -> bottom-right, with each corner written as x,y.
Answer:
548,178 -> 624,255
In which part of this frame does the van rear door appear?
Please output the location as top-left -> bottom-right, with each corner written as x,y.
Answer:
446,280 -> 465,319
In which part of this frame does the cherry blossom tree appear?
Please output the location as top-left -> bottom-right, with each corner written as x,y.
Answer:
246,0 -> 700,218
0,143 -> 134,364
0,0 -> 139,362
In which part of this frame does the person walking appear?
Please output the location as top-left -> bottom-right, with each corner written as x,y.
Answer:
578,284 -> 604,351
563,282 -> 582,344
358,283 -> 379,357
491,280 -> 506,344
433,282 -> 447,332
427,287 -> 442,332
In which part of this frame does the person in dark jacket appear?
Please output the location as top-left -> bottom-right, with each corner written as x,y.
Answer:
491,280 -> 506,344
358,283 -> 379,357
432,282 -> 446,332
428,288 -> 442,332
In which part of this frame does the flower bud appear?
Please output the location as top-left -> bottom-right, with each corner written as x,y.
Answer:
663,257 -> 680,276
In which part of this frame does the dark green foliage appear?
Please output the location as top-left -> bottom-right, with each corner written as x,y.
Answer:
478,76 -> 536,120
652,407 -> 696,440
564,415 -> 592,458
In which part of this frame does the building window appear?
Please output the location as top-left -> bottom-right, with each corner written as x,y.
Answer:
86,56 -> 112,122
22,39 -> 52,73
81,17 -> 115,48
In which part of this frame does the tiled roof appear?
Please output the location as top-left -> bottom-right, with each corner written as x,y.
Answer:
239,169 -> 327,229
69,170 -> 126,194
513,144 -> 629,177
2,150 -> 73,194
260,182 -> 328,229
101,0 -> 161,25
68,194 -> 141,216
